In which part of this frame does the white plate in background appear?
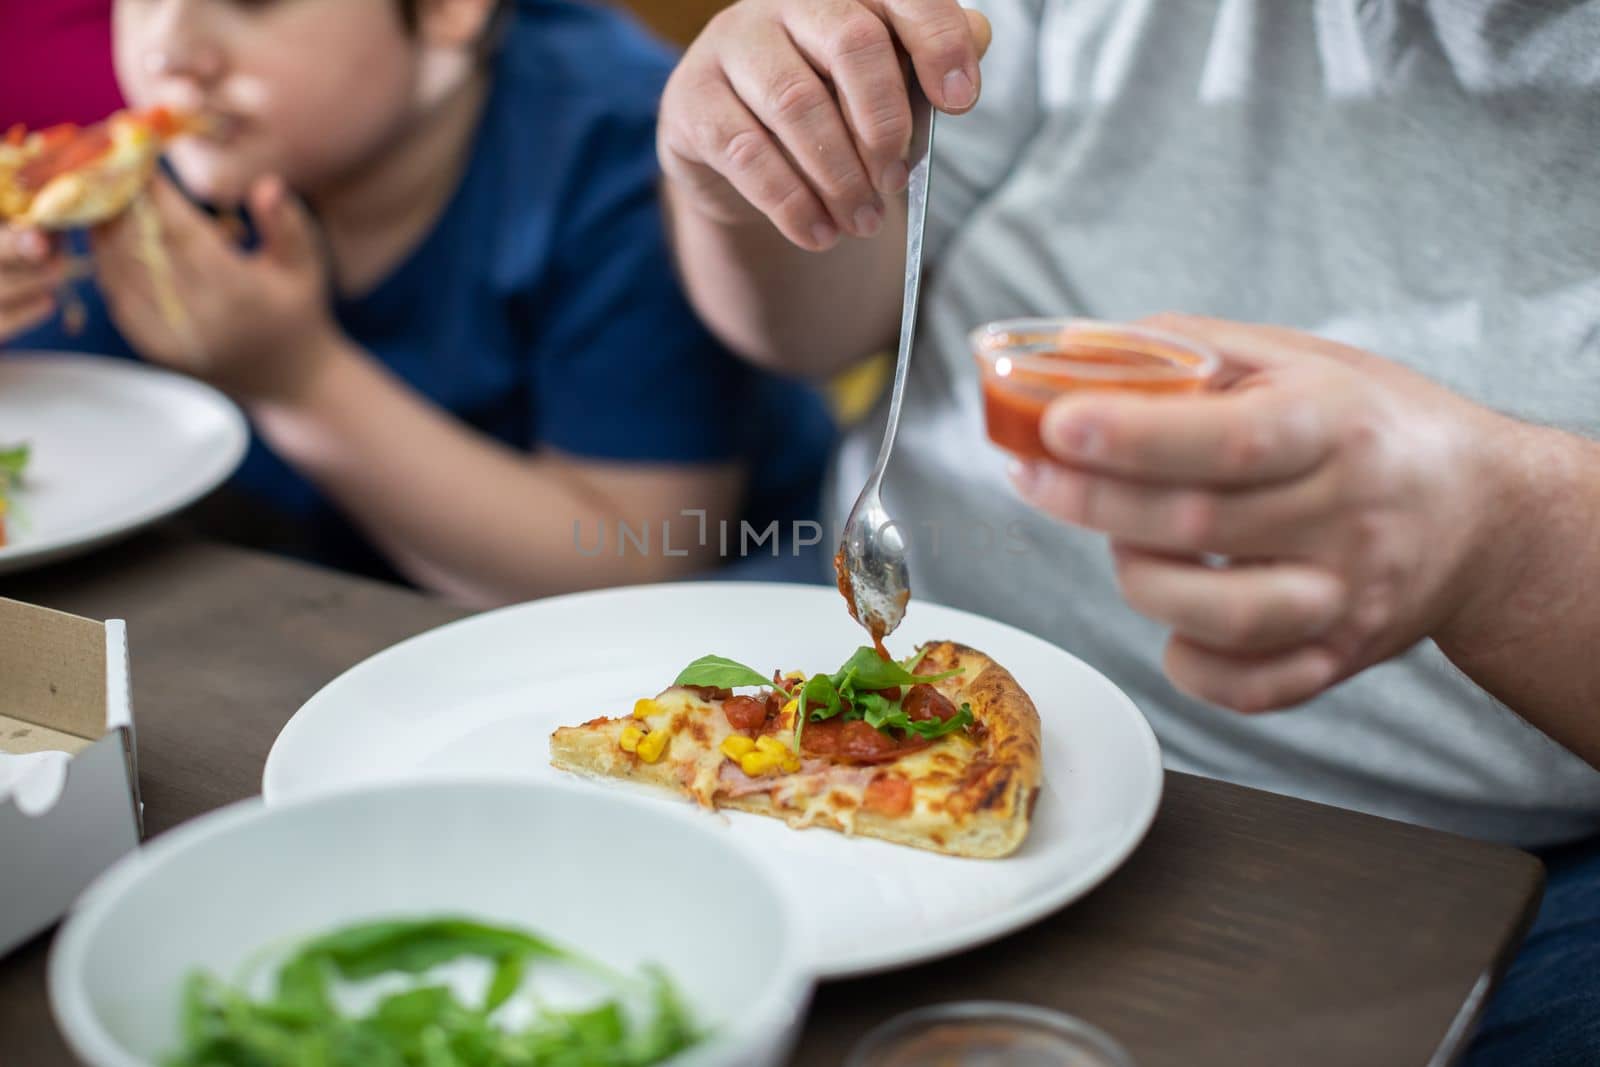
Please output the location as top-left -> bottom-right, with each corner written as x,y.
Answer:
0,353 -> 248,574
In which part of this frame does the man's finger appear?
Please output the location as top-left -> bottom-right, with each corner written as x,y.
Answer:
870,0 -> 984,112
1038,382 -> 1332,488
1009,456 -> 1339,556
1113,545 -> 1345,655
1164,635 -> 1342,714
783,0 -> 912,197
722,20 -> 881,237
669,74 -> 839,250
1143,312 -> 1374,372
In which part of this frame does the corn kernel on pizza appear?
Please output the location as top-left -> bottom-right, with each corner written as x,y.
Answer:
549,641 -> 1042,859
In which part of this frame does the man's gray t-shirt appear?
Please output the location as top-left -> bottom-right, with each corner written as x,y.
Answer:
830,0 -> 1600,845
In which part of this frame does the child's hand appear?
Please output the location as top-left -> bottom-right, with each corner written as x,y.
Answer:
91,174 -> 340,401
658,0 -> 991,251
0,227 -> 68,342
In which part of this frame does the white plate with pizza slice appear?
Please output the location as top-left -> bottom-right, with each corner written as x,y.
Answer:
0,352 -> 247,574
262,581 -> 1163,979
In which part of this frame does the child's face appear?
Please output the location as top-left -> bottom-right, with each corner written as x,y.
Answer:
114,0 -> 426,203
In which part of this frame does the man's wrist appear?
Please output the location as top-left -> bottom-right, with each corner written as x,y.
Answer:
1435,411 -> 1595,658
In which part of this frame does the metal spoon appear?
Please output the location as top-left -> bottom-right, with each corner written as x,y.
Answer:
835,83 -> 935,647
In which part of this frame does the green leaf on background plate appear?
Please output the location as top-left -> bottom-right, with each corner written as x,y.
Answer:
0,443 -> 27,485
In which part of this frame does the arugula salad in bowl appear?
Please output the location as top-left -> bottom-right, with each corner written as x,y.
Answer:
50,780 -> 810,1067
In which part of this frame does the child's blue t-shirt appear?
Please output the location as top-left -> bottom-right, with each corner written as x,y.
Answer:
12,0 -> 833,580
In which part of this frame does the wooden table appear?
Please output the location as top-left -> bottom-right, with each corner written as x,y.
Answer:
0,534 -> 1544,1067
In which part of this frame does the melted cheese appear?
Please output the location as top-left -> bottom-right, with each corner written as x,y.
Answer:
895,735 -> 979,818
650,687 -> 738,807
772,772 -> 871,834
128,192 -> 197,353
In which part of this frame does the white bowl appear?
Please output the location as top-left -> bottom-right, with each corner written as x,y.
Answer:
49,779 -> 811,1066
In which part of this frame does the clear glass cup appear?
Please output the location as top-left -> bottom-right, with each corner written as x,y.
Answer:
970,317 -> 1220,460
845,1002 -> 1137,1067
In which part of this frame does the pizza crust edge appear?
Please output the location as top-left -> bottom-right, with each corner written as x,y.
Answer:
915,640 -> 1043,858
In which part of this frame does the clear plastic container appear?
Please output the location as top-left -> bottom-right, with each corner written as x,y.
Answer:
971,317 -> 1219,460
845,1002 -> 1137,1067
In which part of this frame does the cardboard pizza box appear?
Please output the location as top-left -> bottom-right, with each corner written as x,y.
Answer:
0,597 -> 141,958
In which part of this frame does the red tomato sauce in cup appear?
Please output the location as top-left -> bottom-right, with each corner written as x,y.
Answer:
971,319 -> 1220,459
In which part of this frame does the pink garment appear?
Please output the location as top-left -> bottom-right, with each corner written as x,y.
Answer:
0,0 -> 123,129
